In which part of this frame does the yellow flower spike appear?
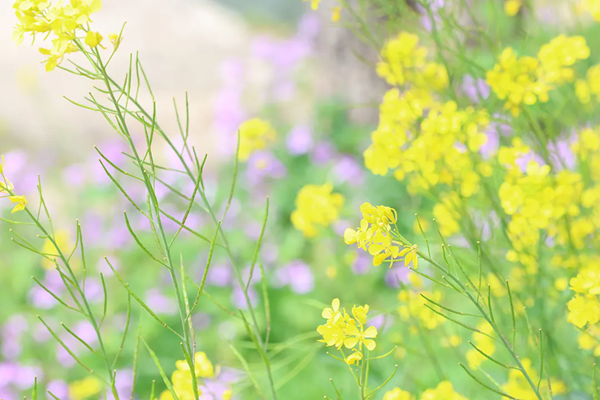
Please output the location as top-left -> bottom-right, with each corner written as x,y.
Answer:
504,0 -> 522,16
331,6 -> 342,22
9,195 -> 27,213
68,377 -> 103,400
85,31 -> 103,48
383,387 -> 412,400
291,183 -> 344,237
351,304 -> 369,325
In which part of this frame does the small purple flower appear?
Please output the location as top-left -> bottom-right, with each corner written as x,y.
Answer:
480,127 -> 499,159
275,260 -> 315,294
231,286 -> 258,309
13,365 -> 42,390
333,156 -> 364,186
352,252 -> 371,275
311,141 -> 336,165
548,139 -> 576,170
145,288 -> 177,315
84,277 -> 103,304
515,151 -> 547,173
47,380 -> 69,399
296,13 -> 320,40
461,75 -> 491,103
246,151 -> 287,186
385,267 -> 411,288
63,163 -> 87,187
286,126 -> 313,155
205,264 -> 233,287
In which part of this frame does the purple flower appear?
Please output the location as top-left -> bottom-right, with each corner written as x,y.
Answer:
205,264 -> 233,287
548,139 -> 576,170
84,277 -> 103,304
296,13 -> 320,40
246,151 -> 287,185
515,151 -> 547,172
13,365 -> 42,390
47,380 -> 69,399
420,0 -> 445,31
461,75 -> 491,103
286,125 -> 313,155
385,267 -> 411,288
352,252 -> 371,275
311,141 -> 336,165
480,127 -> 499,159
106,369 -> 134,400
274,260 -> 315,294
145,288 -> 177,315
333,156 -> 364,186
231,286 -> 258,309
63,163 -> 87,187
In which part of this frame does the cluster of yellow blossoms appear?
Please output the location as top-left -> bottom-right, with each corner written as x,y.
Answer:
486,35 -> 590,116
383,381 -> 467,400
12,0 -> 105,71
575,63 -> 600,104
0,156 -> 28,214
68,377 -> 102,400
344,203 -> 418,267
317,298 -> 378,365
291,183 -> 344,237
567,267 -> 600,328
501,358 -> 566,399
160,352 -> 231,400
465,321 -> 496,369
398,287 -> 444,330
376,32 -> 448,91
578,0 -> 600,21
237,118 -> 277,161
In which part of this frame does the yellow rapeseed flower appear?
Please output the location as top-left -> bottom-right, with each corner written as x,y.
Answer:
504,0 -> 522,16
331,6 -> 342,22
9,195 -> 27,213
383,387 -> 412,400
68,377 -> 102,400
291,183 -> 344,237
237,118 -> 276,161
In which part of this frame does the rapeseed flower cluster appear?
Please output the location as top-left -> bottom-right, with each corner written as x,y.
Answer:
0,155 -> 28,214
237,118 -> 276,161
501,358 -> 566,399
465,322 -> 496,369
291,183 -> 344,237
383,381 -> 467,400
160,352 -> 232,400
12,0 -> 104,71
68,377 -> 102,400
398,288 -> 445,330
486,36 -> 589,116
579,0 -> 600,21
344,203 -> 418,267
376,32 -> 448,91
317,298 -> 378,365
576,64 -> 600,104
567,266 -> 600,328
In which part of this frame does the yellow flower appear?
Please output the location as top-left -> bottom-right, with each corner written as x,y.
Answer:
175,351 -> 215,378
303,0 -> 321,10
108,32 -> 120,49
421,381 -> 467,400
68,377 -> 102,400
317,298 -> 377,356
331,6 -> 342,22
85,30 -> 103,48
504,0 -> 521,16
398,244 -> 418,268
383,387 -> 412,400
344,349 -> 362,365
237,118 -> 276,161
9,195 -> 27,213
41,230 -> 72,270
0,155 -> 5,174
291,183 -> 344,237
344,322 -> 377,351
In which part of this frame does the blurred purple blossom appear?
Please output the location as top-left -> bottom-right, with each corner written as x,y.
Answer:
47,380 -> 69,399
145,288 -> 177,315
333,156 -> 364,186
246,151 -> 287,186
311,141 -> 336,165
515,151 -> 547,172
232,286 -> 258,309
385,266 -> 411,288
352,252 -> 371,275
548,139 -> 576,170
274,260 -> 315,294
461,75 -> 491,103
286,125 -> 313,155
420,0 -> 445,31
